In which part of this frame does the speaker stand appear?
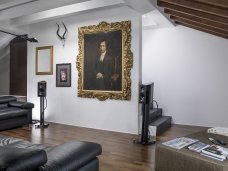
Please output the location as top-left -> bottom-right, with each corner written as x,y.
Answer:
35,97 -> 49,129
35,123 -> 49,128
133,139 -> 156,145
133,104 -> 156,145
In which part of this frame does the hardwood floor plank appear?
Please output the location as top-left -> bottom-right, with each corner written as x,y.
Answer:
0,123 -> 207,171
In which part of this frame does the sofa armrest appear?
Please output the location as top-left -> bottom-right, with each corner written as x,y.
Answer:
8,101 -> 34,109
0,146 -> 47,171
43,141 -> 102,170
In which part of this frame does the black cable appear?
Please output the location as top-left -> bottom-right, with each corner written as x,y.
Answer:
148,129 -> 151,140
153,100 -> 158,110
44,97 -> 47,110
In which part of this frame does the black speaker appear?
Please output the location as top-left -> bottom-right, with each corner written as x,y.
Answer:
135,82 -> 155,145
38,81 -> 47,97
139,83 -> 154,104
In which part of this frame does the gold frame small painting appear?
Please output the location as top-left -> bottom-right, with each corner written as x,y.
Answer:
76,21 -> 133,101
36,46 -> 53,75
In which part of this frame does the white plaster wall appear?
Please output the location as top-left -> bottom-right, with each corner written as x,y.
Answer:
27,6 -> 141,134
143,26 -> 228,127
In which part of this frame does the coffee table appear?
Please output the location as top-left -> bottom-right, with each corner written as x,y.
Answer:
155,131 -> 228,171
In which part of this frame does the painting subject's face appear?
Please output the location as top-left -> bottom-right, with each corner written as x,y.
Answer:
99,41 -> 107,53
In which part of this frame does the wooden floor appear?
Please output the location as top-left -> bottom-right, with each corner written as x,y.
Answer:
0,123 -> 207,171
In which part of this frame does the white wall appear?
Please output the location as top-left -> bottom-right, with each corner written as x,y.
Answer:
27,6 -> 141,134
143,26 -> 228,127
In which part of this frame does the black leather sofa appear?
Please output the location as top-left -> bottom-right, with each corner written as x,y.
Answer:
0,134 -> 102,171
0,96 -> 34,131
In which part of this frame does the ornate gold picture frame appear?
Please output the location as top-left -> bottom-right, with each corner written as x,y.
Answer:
76,21 -> 133,101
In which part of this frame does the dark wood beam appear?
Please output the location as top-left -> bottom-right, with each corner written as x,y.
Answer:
177,21 -> 228,39
173,18 -> 228,39
165,9 -> 228,31
171,15 -> 228,36
158,1 -> 228,25
192,0 -> 228,9
158,0 -> 228,18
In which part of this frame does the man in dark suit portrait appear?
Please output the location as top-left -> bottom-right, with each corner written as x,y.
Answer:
93,40 -> 114,90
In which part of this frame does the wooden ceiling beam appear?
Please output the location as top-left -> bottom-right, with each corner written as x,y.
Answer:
176,21 -> 228,39
158,1 -> 228,25
158,0 -> 228,18
165,9 -> 228,31
172,16 -> 228,39
192,0 -> 228,9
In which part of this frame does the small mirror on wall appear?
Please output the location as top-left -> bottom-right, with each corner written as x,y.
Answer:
36,46 -> 53,75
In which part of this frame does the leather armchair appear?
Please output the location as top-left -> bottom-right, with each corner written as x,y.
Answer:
0,96 -> 34,131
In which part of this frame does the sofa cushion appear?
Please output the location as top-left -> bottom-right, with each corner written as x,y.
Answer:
9,101 -> 34,109
7,140 -> 51,151
0,103 -> 8,109
41,141 -> 102,171
0,96 -> 17,104
0,146 -> 47,171
0,135 -> 102,171
0,107 -> 28,120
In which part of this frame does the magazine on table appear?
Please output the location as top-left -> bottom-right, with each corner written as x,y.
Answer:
188,141 -> 210,153
200,145 -> 228,161
162,137 -> 198,150
201,153 -> 225,161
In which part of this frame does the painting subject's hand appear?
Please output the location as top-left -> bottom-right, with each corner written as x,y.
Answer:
96,73 -> 103,79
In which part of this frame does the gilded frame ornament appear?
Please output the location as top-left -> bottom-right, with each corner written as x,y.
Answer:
76,21 -> 133,101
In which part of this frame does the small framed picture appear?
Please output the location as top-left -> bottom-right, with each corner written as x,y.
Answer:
56,63 -> 71,87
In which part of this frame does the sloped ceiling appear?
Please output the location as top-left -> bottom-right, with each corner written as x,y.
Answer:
157,0 -> 228,39
0,0 -> 154,32
0,0 -> 227,39
0,0 -> 38,10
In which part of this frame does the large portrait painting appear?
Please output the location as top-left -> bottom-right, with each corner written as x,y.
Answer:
77,21 -> 133,101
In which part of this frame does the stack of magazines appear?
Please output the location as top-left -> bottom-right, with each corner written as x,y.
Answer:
188,142 -> 210,152
162,137 -> 198,149
200,145 -> 228,161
